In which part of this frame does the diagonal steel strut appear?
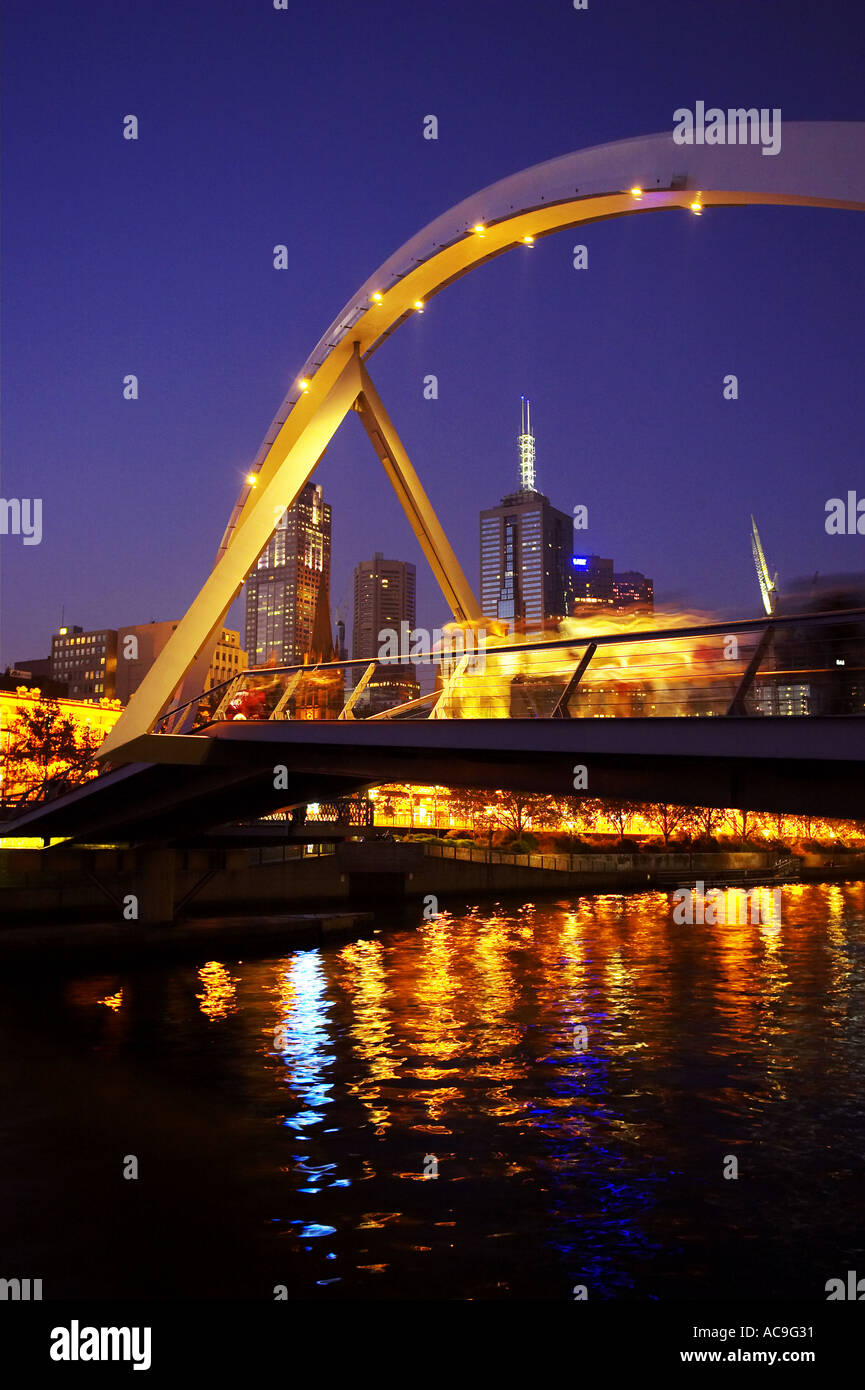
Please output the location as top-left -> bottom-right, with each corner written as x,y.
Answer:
100,346 -> 480,761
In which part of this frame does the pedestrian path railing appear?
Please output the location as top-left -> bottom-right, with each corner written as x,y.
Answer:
423,841 -> 798,879
154,607 -> 865,734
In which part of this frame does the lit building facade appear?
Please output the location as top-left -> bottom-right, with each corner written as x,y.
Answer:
568,557 -> 654,614
0,687 -> 121,803
245,482 -> 331,666
568,555 -> 615,610
612,570 -> 654,611
50,626 -> 117,701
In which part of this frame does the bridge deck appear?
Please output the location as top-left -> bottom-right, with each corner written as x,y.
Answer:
5,717 -> 864,845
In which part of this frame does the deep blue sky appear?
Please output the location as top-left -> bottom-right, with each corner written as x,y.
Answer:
2,0 -> 864,663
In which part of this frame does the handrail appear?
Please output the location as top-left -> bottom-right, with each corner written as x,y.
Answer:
153,605 -> 865,732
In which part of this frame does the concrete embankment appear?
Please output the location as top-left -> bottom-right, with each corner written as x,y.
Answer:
1,840 -> 861,967
1,839 -> 836,925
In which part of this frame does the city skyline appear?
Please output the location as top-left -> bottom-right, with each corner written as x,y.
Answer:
0,366 -> 848,687
2,1 -> 864,669
10,406 -> 654,691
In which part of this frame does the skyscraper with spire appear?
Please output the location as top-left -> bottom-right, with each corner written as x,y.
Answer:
517,395 -> 536,491
479,398 -> 574,631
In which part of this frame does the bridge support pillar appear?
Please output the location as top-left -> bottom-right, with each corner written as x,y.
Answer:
132,849 -> 177,926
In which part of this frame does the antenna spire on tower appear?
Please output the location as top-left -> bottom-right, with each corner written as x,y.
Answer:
518,394 -> 536,491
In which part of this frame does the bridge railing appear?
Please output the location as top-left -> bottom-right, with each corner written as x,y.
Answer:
260,795 -> 375,827
153,607 -> 865,731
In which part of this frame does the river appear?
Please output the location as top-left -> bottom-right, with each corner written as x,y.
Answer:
1,880 -> 863,1301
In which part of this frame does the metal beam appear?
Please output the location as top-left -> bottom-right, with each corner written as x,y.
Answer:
354,364 -> 483,625
99,352 -> 366,760
727,626 -> 775,716
211,675 -> 245,723
431,652 -> 472,718
552,642 -> 597,718
270,668 -> 304,721
339,662 -> 377,720
100,349 -> 481,761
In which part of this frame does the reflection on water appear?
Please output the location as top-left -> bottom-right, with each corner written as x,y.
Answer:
3,881 -> 865,1300
196,962 -> 238,1022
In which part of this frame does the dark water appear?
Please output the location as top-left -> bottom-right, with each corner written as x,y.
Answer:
2,881 -> 865,1301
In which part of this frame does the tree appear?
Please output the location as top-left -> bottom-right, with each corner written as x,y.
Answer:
794,813 -> 818,844
836,819 -> 865,847
605,799 -> 642,843
691,805 -> 726,839
642,803 -> 693,846
768,812 -> 793,843
447,787 -> 490,832
2,697 -> 103,804
726,808 -> 758,842
488,790 -> 556,838
553,796 -> 606,837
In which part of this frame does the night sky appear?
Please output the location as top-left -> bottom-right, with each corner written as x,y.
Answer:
2,0 -> 864,666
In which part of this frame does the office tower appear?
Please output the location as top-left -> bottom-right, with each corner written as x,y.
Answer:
479,398 -> 573,631
612,570 -> 654,612
244,481 -> 332,666
45,622 -> 247,706
568,558 -> 654,614
50,625 -> 117,701
352,552 -> 419,714
568,554 -> 615,610
353,552 -> 417,657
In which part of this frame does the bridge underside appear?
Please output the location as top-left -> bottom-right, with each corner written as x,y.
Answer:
6,717 -> 864,846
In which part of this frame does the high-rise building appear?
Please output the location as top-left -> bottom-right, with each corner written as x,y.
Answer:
569,554 -> 615,610
480,398 -> 574,632
568,557 -> 654,614
245,482 -> 332,666
42,622 -> 246,706
612,570 -> 654,612
50,626 -> 117,701
352,552 -> 419,715
353,553 -> 417,658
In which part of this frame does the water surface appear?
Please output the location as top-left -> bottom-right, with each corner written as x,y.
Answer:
1,881 -> 863,1300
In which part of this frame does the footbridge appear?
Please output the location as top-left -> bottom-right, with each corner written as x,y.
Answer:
6,607 -> 865,844
6,122 -> 865,845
